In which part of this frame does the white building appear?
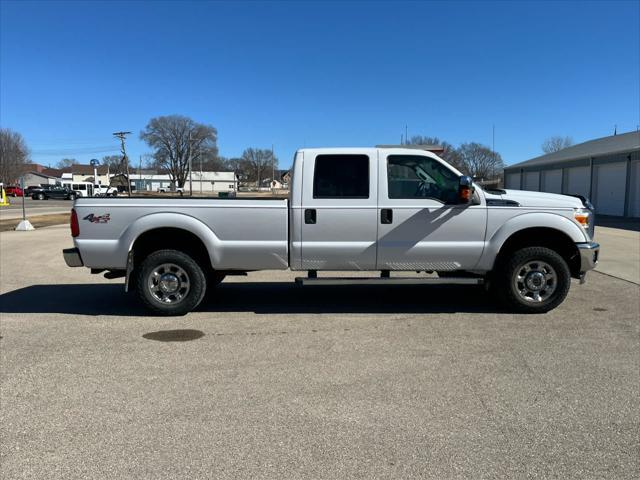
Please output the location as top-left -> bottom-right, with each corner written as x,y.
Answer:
504,131 -> 640,218
131,171 -> 238,193
185,171 -> 238,193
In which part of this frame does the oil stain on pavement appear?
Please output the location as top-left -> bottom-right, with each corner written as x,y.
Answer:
142,329 -> 205,342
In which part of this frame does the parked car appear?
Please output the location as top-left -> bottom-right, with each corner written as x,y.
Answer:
32,185 -> 77,200
24,185 -> 44,197
158,186 -> 184,193
64,146 -> 599,316
4,185 -> 23,197
93,184 -> 119,197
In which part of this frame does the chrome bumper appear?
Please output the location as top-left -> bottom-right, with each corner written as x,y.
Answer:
577,242 -> 599,273
63,248 -> 84,267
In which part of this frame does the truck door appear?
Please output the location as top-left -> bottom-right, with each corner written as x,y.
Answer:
300,151 -> 378,270
376,153 -> 487,271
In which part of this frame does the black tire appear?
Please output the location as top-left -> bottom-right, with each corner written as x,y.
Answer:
37,193 -> 45,200
494,246 -> 571,313
69,193 -> 77,201
136,249 -> 207,316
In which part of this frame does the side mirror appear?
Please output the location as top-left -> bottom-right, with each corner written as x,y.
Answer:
458,176 -> 475,204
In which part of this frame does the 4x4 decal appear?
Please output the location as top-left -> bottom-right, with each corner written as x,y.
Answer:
83,213 -> 111,224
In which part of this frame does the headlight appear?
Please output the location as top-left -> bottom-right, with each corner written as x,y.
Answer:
574,209 -> 590,227
574,208 -> 595,239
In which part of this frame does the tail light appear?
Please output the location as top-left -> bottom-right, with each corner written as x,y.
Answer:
70,208 -> 79,237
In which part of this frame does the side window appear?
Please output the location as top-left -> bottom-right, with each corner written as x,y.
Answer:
313,154 -> 369,198
387,155 -> 459,204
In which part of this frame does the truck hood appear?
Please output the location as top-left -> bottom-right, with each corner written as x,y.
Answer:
486,189 -> 585,209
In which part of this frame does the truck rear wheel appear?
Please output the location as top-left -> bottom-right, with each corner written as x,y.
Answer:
136,249 -> 206,316
495,246 -> 571,313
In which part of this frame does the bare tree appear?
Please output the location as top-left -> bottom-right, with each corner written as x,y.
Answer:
56,158 -> 76,169
458,142 -> 504,179
222,157 -> 248,179
0,128 -> 29,184
541,136 -> 573,154
101,155 -> 122,171
240,148 -> 278,186
408,135 -> 466,173
140,115 -> 218,188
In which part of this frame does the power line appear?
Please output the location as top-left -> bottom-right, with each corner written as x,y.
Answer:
31,146 -> 120,155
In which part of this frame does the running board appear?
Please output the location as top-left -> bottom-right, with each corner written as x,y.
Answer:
295,276 -> 484,286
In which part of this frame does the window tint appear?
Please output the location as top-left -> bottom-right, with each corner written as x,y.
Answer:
387,155 -> 459,204
313,154 -> 369,198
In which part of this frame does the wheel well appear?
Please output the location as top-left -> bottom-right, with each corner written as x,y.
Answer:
131,228 -> 212,273
494,227 -> 581,278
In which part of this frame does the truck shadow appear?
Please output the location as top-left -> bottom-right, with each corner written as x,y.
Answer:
0,282 -> 505,316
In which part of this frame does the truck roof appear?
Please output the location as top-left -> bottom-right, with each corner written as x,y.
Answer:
297,145 -> 444,155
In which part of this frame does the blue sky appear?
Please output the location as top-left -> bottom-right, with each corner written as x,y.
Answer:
1,0 -> 638,169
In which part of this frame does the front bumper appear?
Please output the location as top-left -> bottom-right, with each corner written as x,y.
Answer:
63,248 -> 84,267
577,242 -> 599,273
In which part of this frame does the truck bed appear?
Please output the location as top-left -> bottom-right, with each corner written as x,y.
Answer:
72,197 -> 289,270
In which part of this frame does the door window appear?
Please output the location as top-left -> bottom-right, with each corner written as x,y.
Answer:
387,155 -> 459,204
313,154 -> 369,198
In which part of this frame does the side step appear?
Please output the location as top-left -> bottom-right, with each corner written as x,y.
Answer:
295,276 -> 484,286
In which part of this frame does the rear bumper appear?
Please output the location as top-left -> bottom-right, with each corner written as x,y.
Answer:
63,248 -> 84,267
577,242 -> 599,273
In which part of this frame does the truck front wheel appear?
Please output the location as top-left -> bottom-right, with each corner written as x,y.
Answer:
136,249 -> 207,316
495,246 -> 571,313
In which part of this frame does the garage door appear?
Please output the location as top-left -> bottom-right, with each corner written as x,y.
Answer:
523,171 -> 540,191
542,169 -> 562,194
594,162 -> 626,216
566,166 -> 590,199
628,161 -> 640,218
506,172 -> 521,189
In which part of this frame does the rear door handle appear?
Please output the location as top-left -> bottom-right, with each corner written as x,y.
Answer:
305,209 -> 316,224
381,208 -> 393,224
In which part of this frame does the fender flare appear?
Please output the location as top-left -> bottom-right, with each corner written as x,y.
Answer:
120,212 -> 223,268
476,212 -> 588,271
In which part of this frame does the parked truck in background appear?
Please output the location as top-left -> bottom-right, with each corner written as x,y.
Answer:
63,146 -> 600,315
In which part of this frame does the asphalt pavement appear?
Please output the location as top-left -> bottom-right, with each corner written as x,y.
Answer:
0,197 -> 72,220
0,226 -> 638,479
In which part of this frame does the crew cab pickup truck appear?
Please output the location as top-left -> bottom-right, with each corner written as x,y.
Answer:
63,146 -> 599,315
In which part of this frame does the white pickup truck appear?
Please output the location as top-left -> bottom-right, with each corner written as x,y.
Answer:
63,146 -> 599,315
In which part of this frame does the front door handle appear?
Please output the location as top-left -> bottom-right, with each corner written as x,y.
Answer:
305,209 -> 316,224
381,208 -> 393,224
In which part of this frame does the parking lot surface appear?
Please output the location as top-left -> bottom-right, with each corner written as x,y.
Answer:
0,197 -> 72,220
1,226 -> 639,479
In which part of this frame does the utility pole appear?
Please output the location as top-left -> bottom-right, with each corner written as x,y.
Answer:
405,125 -> 408,145
112,131 -> 132,196
492,124 -> 497,182
271,144 -> 275,195
188,131 -> 193,196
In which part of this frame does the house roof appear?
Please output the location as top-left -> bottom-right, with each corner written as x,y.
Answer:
41,167 -> 63,177
506,131 -> 640,171
62,164 -> 110,175
21,163 -> 47,174
25,171 -> 58,179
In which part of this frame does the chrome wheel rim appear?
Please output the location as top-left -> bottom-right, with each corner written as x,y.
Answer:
513,260 -> 557,303
148,263 -> 190,304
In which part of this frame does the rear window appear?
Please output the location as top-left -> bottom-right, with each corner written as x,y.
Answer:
313,154 -> 369,198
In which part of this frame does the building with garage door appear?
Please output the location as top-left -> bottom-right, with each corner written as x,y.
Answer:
504,131 -> 640,218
